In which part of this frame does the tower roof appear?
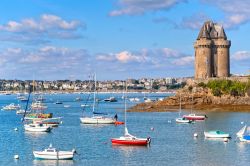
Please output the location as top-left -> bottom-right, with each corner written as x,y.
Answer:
197,21 -> 227,40
218,26 -> 227,39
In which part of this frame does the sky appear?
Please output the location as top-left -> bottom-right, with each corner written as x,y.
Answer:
0,0 -> 249,80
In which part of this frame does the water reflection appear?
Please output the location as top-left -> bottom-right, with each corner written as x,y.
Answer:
33,160 -> 74,166
112,145 -> 148,158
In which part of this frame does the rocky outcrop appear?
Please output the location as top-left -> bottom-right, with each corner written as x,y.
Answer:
128,87 -> 250,112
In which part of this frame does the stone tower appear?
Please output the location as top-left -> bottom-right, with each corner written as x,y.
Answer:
194,21 -> 231,79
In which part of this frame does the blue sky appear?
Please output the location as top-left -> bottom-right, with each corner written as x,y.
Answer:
0,0 -> 249,80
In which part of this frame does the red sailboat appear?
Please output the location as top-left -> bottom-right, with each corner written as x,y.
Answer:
111,127 -> 151,146
111,83 -> 151,146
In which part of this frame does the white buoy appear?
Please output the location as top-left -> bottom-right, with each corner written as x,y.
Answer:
14,155 -> 19,159
241,121 -> 244,124
194,133 -> 198,137
14,128 -> 18,131
224,138 -> 229,142
60,121 -> 63,124
150,127 -> 154,131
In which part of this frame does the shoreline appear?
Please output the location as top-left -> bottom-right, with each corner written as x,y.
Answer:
0,90 -> 176,94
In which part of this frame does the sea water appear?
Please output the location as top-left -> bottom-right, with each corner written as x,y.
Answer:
0,93 -> 250,166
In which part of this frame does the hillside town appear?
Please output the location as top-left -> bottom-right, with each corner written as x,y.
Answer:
0,77 -> 189,92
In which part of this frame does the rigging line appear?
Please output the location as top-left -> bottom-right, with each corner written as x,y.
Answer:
81,74 -> 94,117
22,85 -> 32,122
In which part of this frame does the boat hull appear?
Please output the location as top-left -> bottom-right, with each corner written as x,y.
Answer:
80,117 -> 116,124
33,151 -> 74,160
204,132 -> 230,138
111,139 -> 149,146
24,125 -> 52,132
175,118 -> 191,123
183,115 -> 205,121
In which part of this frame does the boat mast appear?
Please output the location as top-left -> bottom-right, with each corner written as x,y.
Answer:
191,90 -> 193,114
92,73 -> 96,113
179,93 -> 181,117
124,81 -> 127,131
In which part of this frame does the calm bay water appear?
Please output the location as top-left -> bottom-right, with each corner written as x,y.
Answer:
0,93 -> 250,166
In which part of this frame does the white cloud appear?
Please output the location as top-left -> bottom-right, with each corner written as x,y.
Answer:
172,56 -> 194,65
232,51 -> 250,60
0,14 -> 85,44
201,0 -> 250,28
109,0 -> 186,16
116,51 -> 145,63
96,48 -> 192,68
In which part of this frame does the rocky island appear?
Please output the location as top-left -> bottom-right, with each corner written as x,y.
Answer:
129,78 -> 250,112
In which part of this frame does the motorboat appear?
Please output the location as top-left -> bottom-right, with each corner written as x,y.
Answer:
183,114 -> 207,121
2,103 -> 21,111
36,95 -> 46,101
75,97 -> 82,101
236,125 -> 250,142
204,130 -> 230,138
55,101 -> 63,104
33,144 -> 75,160
104,97 -> 117,102
31,101 -> 48,110
111,127 -> 151,146
17,95 -> 28,102
175,117 -> 192,123
80,104 -> 90,107
24,123 -> 52,132
129,98 -> 140,102
144,98 -> 152,103
16,109 -> 31,115
80,116 -> 116,124
63,105 -> 71,108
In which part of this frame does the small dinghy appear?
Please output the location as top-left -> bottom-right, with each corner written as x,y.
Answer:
33,144 -> 75,160
204,130 -> 230,138
175,117 -> 192,123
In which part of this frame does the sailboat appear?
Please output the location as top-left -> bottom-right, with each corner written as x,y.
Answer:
236,125 -> 250,142
175,94 -> 192,123
80,74 -> 116,124
111,83 -> 151,146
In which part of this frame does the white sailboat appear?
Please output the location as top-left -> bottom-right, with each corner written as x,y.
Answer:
236,125 -> 250,142
80,74 -> 116,124
175,93 -> 192,123
111,83 -> 151,146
